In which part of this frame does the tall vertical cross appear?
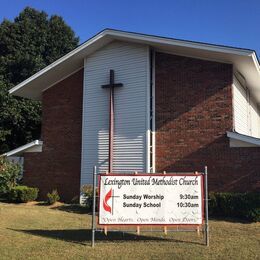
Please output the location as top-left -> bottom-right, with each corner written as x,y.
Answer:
102,70 -> 123,173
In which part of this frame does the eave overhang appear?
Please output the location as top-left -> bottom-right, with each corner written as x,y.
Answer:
227,131 -> 260,147
1,140 -> 43,157
9,29 -> 260,103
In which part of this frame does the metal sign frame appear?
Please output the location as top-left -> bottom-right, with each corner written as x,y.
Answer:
91,166 -> 209,247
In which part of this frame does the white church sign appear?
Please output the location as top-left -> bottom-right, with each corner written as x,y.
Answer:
98,174 -> 204,225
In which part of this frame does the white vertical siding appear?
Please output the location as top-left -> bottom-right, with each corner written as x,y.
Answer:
233,76 -> 260,138
233,77 -> 249,135
250,97 -> 260,138
81,41 -> 149,185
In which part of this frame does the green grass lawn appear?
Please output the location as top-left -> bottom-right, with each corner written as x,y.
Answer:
0,202 -> 259,260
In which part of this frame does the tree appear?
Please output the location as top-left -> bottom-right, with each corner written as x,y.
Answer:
0,7 -> 79,153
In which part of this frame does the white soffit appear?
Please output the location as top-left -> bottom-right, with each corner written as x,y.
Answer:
9,29 -> 260,102
1,140 -> 43,157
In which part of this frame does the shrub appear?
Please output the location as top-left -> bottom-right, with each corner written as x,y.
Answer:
208,192 -> 217,216
0,158 -> 21,198
81,184 -> 98,210
209,192 -> 260,222
47,189 -> 60,205
71,195 -> 80,204
246,208 -> 260,222
8,185 -> 38,203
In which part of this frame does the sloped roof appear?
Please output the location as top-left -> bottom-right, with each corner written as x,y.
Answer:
227,131 -> 260,147
9,29 -> 260,102
1,140 -> 43,157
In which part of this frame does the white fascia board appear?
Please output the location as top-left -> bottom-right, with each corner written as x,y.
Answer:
9,30 -> 108,96
1,140 -> 43,157
251,53 -> 260,90
252,52 -> 260,74
9,29 -> 258,100
227,131 -> 260,147
105,29 -> 254,57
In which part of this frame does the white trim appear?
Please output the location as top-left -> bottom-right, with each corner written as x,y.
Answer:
106,30 -> 253,56
1,140 -> 43,157
9,29 -> 257,98
146,46 -> 151,173
80,58 -> 88,190
227,131 -> 260,147
42,66 -> 84,93
231,74 -> 235,132
252,52 -> 260,74
152,49 -> 156,173
9,31 -> 108,95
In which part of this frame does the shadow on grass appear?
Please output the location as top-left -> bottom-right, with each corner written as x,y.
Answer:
34,202 -> 91,214
8,228 -> 203,246
209,217 -> 252,224
51,204 -> 91,214
35,201 -> 49,206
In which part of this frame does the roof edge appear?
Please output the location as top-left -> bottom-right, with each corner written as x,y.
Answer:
105,28 -> 254,56
9,28 -> 257,97
9,29 -> 109,95
1,140 -> 43,157
227,131 -> 260,146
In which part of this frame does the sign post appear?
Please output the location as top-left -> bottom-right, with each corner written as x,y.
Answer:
204,166 -> 209,246
91,166 -> 97,248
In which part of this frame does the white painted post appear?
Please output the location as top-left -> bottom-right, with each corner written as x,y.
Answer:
91,166 -> 97,248
204,166 -> 209,246
104,170 -> 109,236
135,171 -> 140,235
163,171 -> 167,235
195,171 -> 200,237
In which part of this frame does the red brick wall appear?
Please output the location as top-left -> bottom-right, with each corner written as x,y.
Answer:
23,69 -> 83,202
155,52 -> 260,192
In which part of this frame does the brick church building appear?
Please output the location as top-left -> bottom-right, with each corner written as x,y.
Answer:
4,29 -> 260,201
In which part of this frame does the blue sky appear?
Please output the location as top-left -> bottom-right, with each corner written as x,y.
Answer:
1,0 -> 260,55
